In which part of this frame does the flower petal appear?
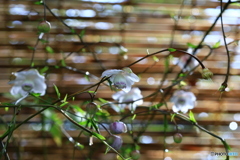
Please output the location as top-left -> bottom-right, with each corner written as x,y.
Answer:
127,73 -> 139,82
101,69 -> 122,78
112,91 -> 125,100
172,105 -> 180,112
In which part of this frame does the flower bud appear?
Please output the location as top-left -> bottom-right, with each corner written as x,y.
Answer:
106,135 -> 123,150
173,133 -> 183,143
131,150 -> 141,160
201,68 -> 213,79
109,121 -> 127,134
37,21 -> 51,33
86,102 -> 98,115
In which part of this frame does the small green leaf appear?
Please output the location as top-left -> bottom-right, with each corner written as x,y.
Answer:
88,91 -> 95,94
187,42 -> 197,49
79,29 -> 85,38
45,46 -> 54,54
168,48 -> 176,52
54,65 -> 60,69
31,62 -> 35,67
132,114 -> 136,120
49,125 -> 62,146
179,73 -> 186,77
53,84 -> 61,99
152,55 -> 159,62
212,41 -> 221,49
60,101 -> 68,107
189,110 -> 197,123
63,94 -> 68,102
34,1 -> 43,5
92,132 -> 105,140
98,98 -> 108,103
150,103 -> 163,110
60,59 -> 66,67
28,46 -> 35,50
31,93 -> 41,97
40,66 -> 49,74
70,28 -> 76,33
171,113 -> 176,122
84,74 -> 90,81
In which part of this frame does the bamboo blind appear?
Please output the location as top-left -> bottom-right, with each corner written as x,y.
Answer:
0,0 -> 240,160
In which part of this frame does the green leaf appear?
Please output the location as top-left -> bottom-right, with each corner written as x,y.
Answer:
171,113 -> 176,122
31,62 -> 34,67
98,98 -> 108,103
54,65 -> 60,69
45,46 -> 54,54
79,29 -> 85,38
63,94 -> 68,102
132,114 -> 136,120
168,48 -> 176,52
49,125 -> 62,146
28,46 -> 35,50
40,66 -> 49,74
34,1 -> 43,5
84,74 -> 90,81
152,55 -> 159,62
90,119 -> 99,133
189,110 -> 197,123
212,41 -> 221,49
92,132 -> 105,140
187,42 -> 197,49
88,91 -> 95,94
31,93 -> 41,97
60,101 -> 68,107
53,84 -> 61,99
70,28 -> 76,33
150,103 -> 164,110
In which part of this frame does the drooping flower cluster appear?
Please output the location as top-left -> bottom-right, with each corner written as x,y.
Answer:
170,90 -> 196,113
9,69 -> 47,97
107,121 -> 127,150
112,87 -> 143,112
101,67 -> 139,92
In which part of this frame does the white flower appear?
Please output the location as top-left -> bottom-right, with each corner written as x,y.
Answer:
170,90 -> 196,113
174,48 -> 199,72
101,67 -> 139,92
112,87 -> 143,112
9,69 -> 47,97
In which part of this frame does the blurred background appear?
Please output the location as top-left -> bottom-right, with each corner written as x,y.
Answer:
0,0 -> 240,160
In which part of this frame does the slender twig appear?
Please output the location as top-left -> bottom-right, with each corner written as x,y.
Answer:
219,0 -> 232,91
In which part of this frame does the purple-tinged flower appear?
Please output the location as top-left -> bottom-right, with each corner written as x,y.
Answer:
170,90 -> 196,113
101,67 -> 139,92
106,135 -> 123,150
9,69 -> 47,97
109,121 -> 127,134
112,87 -> 143,112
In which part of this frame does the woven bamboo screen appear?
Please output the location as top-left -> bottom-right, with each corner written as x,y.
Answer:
0,0 -> 240,160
